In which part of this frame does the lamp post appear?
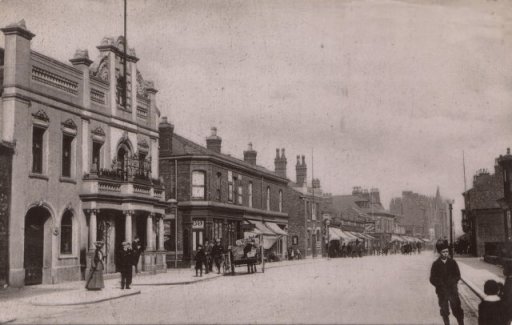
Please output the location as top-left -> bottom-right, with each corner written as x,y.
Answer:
448,200 -> 454,258
326,219 -> 330,260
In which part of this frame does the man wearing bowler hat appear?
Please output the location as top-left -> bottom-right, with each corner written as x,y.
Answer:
117,241 -> 133,289
430,240 -> 464,325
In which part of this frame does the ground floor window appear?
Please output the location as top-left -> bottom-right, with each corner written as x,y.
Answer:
60,211 -> 73,254
226,220 -> 241,247
212,219 -> 223,242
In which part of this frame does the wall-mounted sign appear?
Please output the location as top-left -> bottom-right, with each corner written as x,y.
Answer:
292,236 -> 298,245
192,219 -> 204,229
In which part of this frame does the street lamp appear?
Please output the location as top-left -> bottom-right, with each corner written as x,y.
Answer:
447,200 -> 454,258
326,219 -> 330,260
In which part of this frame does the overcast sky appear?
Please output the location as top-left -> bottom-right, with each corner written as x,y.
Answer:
2,0 -> 512,235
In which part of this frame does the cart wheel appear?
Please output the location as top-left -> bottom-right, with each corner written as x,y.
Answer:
222,260 -> 229,275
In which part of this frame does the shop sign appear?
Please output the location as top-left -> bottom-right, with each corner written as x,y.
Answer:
192,220 -> 204,229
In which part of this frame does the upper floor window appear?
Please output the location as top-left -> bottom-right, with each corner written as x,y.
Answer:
237,183 -> 243,205
60,211 -> 73,254
279,190 -> 283,212
192,171 -> 206,199
233,176 -> 238,204
92,141 -> 102,172
248,182 -> 253,208
266,187 -> 271,211
312,202 -> 317,220
62,134 -> 73,178
228,171 -> 233,202
32,126 -> 45,174
216,173 -> 221,201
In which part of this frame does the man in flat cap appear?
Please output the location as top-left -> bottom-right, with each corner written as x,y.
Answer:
116,241 -> 133,289
430,240 -> 464,325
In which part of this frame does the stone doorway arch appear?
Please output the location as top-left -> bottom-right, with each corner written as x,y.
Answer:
24,207 -> 52,285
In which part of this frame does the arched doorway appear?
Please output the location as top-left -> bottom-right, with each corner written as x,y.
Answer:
24,207 -> 52,285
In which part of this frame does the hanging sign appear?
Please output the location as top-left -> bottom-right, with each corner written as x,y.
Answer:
192,220 -> 204,229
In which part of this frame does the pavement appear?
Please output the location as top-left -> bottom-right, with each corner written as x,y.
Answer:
0,258 -> 317,324
0,255 -> 502,324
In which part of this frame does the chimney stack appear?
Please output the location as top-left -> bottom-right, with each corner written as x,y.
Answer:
274,148 -> 287,178
296,155 -> 307,186
370,188 -> 381,204
159,116 -> 174,157
243,142 -> 257,165
206,127 -> 222,153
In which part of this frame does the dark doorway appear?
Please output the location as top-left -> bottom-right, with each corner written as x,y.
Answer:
135,216 -> 147,252
24,208 -> 49,285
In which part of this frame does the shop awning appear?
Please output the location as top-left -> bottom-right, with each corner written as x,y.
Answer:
265,222 -> 288,236
248,220 -> 276,236
390,234 -> 406,242
360,233 -> 376,240
337,229 -> 358,242
328,227 -> 341,240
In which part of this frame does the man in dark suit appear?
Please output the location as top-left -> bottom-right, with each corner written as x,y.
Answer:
117,242 -> 133,289
429,241 -> 464,325
211,238 -> 224,274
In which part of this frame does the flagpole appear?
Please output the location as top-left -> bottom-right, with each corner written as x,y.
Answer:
124,0 -> 128,109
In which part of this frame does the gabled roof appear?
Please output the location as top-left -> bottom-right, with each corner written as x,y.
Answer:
330,195 -> 396,218
171,133 -> 288,181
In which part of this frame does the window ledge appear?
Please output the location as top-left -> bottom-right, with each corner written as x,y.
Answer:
58,255 -> 77,260
29,173 -> 49,181
59,177 -> 77,184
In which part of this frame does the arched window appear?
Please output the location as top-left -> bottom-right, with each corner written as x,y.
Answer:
266,187 -> 271,211
279,190 -> 283,212
192,171 -> 206,199
60,211 -> 73,254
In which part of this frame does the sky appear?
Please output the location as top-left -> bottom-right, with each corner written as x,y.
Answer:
2,0 -> 512,235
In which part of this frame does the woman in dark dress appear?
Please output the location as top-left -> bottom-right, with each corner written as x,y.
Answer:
85,241 -> 105,290
195,245 -> 206,277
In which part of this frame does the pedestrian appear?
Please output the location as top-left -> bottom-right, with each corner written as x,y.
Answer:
500,261 -> 512,324
211,238 -> 225,274
478,279 -> 505,325
195,244 -> 206,277
204,239 -> 213,274
429,241 -> 465,325
85,241 -> 105,290
116,241 -> 133,289
131,236 -> 143,275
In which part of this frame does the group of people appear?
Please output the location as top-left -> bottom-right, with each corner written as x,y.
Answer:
194,238 -> 224,277
85,236 -> 144,291
429,240 -> 512,325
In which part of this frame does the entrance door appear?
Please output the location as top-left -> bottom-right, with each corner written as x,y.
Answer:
312,234 -> 317,257
192,230 -> 204,253
24,208 -> 48,285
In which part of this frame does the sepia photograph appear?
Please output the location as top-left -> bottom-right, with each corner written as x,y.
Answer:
0,0 -> 512,324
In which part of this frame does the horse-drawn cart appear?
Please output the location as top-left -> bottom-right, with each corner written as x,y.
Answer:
224,238 -> 264,275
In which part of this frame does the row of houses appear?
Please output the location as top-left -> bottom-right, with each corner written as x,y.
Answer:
0,21 -> 441,288
461,149 -> 512,257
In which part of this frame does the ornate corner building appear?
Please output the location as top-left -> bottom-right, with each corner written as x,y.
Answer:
0,21 -> 167,287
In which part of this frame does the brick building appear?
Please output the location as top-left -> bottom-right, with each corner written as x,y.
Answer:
0,21 -> 167,287
274,151 -> 324,258
462,163 -> 507,257
389,188 -> 449,240
321,188 -> 393,250
159,123 -> 290,267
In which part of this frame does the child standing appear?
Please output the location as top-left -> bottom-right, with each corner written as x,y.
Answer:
478,279 -> 505,325
195,245 -> 206,277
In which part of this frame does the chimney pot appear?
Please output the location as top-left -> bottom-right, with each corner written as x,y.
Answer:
248,142 -> 253,151
281,148 -> 286,157
508,148 -> 510,155
211,127 -> 217,137
276,148 -> 280,158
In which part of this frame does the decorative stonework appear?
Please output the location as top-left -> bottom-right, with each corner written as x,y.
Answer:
73,49 -> 90,60
6,19 -> 28,30
32,110 -> 50,122
138,139 -> 149,153
62,119 -> 77,130
92,126 -> 106,136
136,70 -> 148,98
121,131 -> 129,142
32,66 -> 78,96
90,89 -> 106,105
90,56 -> 109,81
136,106 -> 148,120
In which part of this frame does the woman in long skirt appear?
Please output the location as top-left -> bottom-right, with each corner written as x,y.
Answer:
86,241 -> 105,290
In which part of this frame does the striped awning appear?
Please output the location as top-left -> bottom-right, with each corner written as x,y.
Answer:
265,222 -> 288,236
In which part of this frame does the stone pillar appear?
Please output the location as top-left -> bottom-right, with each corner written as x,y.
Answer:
158,215 -> 164,250
88,209 -> 99,252
146,213 -> 154,251
69,50 -> 93,109
124,210 -> 133,243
